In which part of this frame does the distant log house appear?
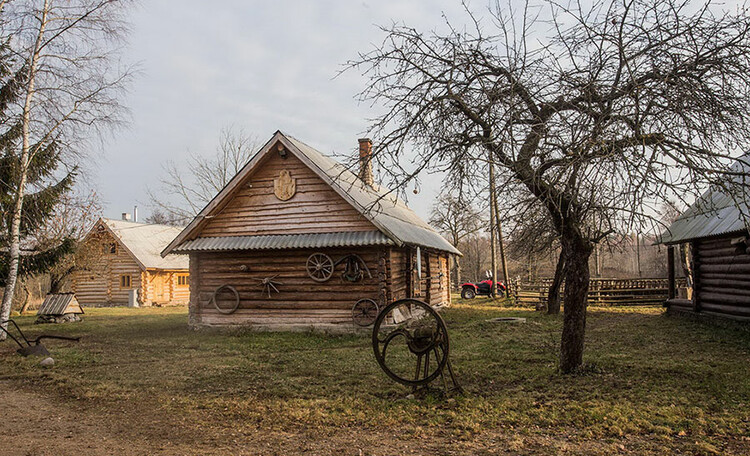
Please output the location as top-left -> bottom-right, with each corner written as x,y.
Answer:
660,154 -> 750,322
73,218 -> 189,307
162,131 -> 460,330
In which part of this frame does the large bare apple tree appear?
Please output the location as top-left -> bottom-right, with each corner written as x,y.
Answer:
350,0 -> 750,372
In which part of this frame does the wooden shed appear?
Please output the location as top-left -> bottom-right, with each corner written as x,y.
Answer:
661,155 -> 750,322
35,292 -> 84,323
73,218 -> 189,307
162,131 -> 460,330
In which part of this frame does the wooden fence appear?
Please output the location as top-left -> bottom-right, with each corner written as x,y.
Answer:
511,277 -> 689,307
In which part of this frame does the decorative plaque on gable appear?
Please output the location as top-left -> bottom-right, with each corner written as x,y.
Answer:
273,170 -> 296,201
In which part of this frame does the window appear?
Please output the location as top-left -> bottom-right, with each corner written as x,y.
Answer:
120,275 -> 131,288
103,243 -> 117,254
177,274 -> 189,286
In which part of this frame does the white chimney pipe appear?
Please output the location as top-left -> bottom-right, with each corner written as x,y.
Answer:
133,205 -> 138,223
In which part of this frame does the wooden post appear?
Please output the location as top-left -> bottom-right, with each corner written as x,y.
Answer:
667,245 -> 675,301
488,156 -> 498,298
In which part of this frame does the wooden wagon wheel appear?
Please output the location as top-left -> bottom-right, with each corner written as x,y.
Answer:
352,298 -> 379,327
306,253 -> 334,282
210,285 -> 240,315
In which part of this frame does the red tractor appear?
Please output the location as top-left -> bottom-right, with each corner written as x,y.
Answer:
460,272 -> 506,299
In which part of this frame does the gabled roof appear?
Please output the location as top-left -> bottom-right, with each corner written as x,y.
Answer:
37,293 -> 83,316
162,131 -> 460,256
659,154 -> 750,244
94,218 -> 189,270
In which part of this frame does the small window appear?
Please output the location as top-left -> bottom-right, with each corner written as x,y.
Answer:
120,275 -> 132,288
177,274 -> 189,286
103,243 -> 117,254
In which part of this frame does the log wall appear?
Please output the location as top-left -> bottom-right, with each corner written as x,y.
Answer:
191,247 -> 384,326
73,230 -> 143,307
199,152 -> 376,237
694,235 -> 750,320
189,245 -> 452,327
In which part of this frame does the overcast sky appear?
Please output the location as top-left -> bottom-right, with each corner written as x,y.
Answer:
94,0 -> 477,222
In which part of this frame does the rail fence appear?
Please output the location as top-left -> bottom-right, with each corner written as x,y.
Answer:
510,277 -> 688,308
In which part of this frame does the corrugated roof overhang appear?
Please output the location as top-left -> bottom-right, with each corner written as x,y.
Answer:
172,231 -> 395,253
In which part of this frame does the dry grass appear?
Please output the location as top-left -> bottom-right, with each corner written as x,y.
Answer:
1,298 -> 749,455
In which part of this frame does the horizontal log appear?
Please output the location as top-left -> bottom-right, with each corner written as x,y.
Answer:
699,263 -> 750,274
701,277 -> 750,289
698,292 -> 750,307
698,255 -> 750,265
698,302 -> 750,317
697,247 -> 747,258
701,272 -> 750,282
700,286 -> 750,298
698,310 -> 750,322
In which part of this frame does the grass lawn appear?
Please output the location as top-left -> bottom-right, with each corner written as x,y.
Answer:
1,298 -> 749,455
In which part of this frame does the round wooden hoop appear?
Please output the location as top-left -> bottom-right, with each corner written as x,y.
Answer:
210,285 -> 240,315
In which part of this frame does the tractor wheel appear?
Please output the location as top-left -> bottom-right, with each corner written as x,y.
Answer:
461,287 -> 476,300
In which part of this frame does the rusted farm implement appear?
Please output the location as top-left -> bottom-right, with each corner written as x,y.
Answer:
372,299 -> 461,394
0,319 -> 80,357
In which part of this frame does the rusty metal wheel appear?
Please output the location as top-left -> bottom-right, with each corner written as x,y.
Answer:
372,299 -> 449,387
306,253 -> 334,282
210,285 -> 240,315
352,298 -> 379,327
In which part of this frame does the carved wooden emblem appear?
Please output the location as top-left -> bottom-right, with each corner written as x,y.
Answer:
273,170 -> 296,201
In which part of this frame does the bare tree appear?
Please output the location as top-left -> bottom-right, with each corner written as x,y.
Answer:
430,190 -> 483,286
350,0 -> 750,372
149,127 -> 260,223
1,0 -> 132,334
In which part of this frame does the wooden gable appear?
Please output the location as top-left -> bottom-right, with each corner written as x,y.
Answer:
198,147 -> 377,237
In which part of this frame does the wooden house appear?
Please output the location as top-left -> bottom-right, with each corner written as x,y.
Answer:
162,131 -> 460,329
660,155 -> 750,322
73,218 -> 189,307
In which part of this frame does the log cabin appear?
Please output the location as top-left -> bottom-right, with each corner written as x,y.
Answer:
162,131 -> 461,330
73,217 -> 189,307
660,154 -> 750,322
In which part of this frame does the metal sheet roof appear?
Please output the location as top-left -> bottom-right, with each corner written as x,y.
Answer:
102,219 -> 189,269
172,231 -> 395,253
659,155 -> 750,244
37,293 -> 83,315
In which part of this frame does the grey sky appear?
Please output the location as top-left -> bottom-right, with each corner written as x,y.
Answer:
96,0 -> 472,222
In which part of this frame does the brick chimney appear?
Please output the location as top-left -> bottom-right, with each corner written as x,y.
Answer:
358,138 -> 374,187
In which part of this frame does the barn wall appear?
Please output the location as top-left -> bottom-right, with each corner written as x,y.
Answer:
72,230 -> 143,307
190,247 -> 387,326
199,152 -> 376,237
694,235 -> 750,319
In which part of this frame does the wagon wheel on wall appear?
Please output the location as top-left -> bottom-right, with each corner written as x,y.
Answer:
306,253 -> 334,282
352,298 -> 379,327
210,285 -> 240,315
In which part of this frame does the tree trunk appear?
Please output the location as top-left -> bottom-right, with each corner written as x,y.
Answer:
680,243 -> 693,288
559,229 -> 593,374
18,283 -> 31,314
547,248 -> 566,315
454,256 -> 461,287
0,1 -> 49,339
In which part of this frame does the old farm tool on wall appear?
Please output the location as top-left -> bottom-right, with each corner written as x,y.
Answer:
0,319 -> 80,356
306,253 -> 334,282
372,299 -> 461,394
352,298 -> 379,327
336,254 -> 371,283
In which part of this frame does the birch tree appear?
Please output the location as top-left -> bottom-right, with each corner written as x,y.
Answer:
0,0 -> 131,334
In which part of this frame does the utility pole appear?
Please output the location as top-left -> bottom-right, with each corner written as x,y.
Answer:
488,157 -> 498,298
